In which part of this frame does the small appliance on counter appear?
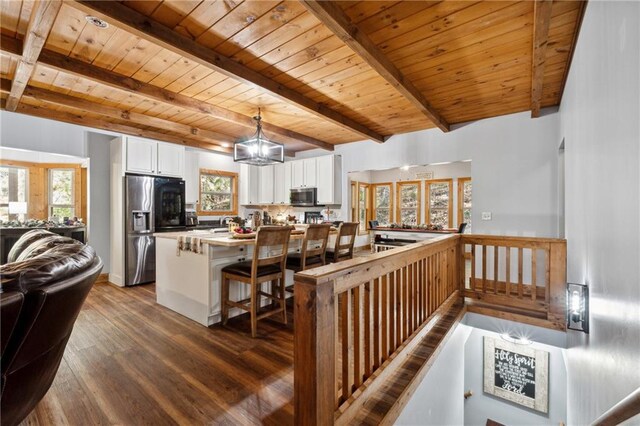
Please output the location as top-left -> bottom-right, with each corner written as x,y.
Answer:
185,202 -> 198,227
304,211 -> 324,224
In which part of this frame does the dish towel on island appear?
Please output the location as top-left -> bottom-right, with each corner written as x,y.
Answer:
176,236 -> 203,256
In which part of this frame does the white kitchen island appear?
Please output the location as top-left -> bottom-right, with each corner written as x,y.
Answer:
154,229 -> 332,326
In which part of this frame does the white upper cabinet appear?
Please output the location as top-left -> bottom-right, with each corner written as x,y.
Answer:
303,158 -> 317,188
124,137 -> 185,178
125,137 -> 157,175
157,143 -> 184,177
274,162 -> 291,204
316,155 -> 342,205
239,164 -> 259,205
258,166 -> 275,204
291,158 -> 318,188
239,155 -> 340,206
291,160 -> 305,188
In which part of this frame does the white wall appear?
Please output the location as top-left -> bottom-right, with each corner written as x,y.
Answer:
86,133 -> 112,272
184,147 -> 246,220
297,109 -> 562,239
463,313 -> 567,426
1,110 -> 89,156
396,323 -> 472,426
1,112 -> 119,272
560,1 -> 640,424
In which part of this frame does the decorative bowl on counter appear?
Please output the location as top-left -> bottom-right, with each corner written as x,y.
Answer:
231,233 -> 256,239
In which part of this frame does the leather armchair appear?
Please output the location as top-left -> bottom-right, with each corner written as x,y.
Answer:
0,230 -> 102,426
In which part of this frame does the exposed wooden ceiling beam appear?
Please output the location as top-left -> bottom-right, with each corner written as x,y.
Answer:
0,78 -> 234,148
558,0 -> 587,104
0,35 -> 333,152
300,0 -> 450,133
1,98 -> 233,154
5,0 -> 61,111
530,0 -> 554,118
72,1 -> 387,143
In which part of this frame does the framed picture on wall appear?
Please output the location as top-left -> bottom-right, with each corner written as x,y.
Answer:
483,336 -> 549,413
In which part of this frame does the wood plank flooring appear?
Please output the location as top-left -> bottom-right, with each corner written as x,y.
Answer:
20,279 -> 464,425
21,282 -> 295,426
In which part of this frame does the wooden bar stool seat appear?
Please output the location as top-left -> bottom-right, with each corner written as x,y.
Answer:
285,253 -> 323,270
222,261 -> 281,278
221,226 -> 293,338
327,222 -> 359,263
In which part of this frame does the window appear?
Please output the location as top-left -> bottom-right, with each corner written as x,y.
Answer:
458,177 -> 472,231
0,166 -> 28,222
49,169 -> 75,218
357,182 -> 370,234
372,183 -> 393,226
396,181 -> 421,226
198,169 -> 238,215
426,179 -> 453,228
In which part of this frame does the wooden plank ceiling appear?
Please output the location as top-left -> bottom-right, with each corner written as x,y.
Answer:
0,0 -> 586,154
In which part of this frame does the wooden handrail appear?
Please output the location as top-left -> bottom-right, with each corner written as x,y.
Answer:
592,387 -> 640,426
294,234 -> 461,425
294,233 -> 567,425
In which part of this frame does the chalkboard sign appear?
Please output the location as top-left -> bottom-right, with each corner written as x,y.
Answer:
484,337 -> 549,413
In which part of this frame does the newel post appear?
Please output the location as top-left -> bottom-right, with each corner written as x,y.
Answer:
548,241 -> 567,329
294,276 -> 336,426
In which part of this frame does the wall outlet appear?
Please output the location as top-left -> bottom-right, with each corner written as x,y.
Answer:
482,212 -> 492,221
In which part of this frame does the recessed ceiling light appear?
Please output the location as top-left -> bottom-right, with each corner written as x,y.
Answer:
85,16 -> 109,29
500,333 -> 532,345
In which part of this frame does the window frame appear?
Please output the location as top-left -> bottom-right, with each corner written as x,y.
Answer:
395,180 -> 422,226
371,182 -> 394,226
426,178 -> 453,228
457,177 -> 472,229
0,165 -> 29,221
357,182 -> 370,235
48,168 -> 76,218
197,169 -> 238,216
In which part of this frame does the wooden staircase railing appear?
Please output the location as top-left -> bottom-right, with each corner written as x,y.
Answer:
460,235 -> 567,330
293,233 -> 567,425
592,387 -> 640,426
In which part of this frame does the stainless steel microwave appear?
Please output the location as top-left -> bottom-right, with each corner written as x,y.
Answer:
290,187 -> 319,207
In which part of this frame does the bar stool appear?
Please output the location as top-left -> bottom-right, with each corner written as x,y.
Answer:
221,226 -> 292,338
326,222 -> 359,263
285,224 -> 331,292
286,224 -> 331,272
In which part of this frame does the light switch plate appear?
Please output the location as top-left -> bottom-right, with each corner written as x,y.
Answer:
482,212 -> 492,221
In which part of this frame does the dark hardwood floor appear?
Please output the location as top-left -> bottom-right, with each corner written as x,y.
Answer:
21,282 -> 295,426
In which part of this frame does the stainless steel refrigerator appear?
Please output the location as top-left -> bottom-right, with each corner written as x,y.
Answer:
124,175 -> 156,286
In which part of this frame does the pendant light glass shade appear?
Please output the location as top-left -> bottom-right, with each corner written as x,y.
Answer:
233,110 -> 284,166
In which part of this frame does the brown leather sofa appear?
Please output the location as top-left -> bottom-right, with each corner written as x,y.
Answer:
0,229 -> 102,426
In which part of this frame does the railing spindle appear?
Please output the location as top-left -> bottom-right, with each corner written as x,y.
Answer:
353,286 -> 362,389
381,274 -> 388,361
531,250 -> 537,301
494,246 -> 499,294
364,280 -> 372,377
518,247 -> 524,298
340,290 -> 352,401
506,247 -> 511,297
470,244 -> 476,291
373,277 -> 380,368
481,245 -> 487,293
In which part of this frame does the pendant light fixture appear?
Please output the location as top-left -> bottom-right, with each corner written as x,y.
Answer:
233,108 -> 284,166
